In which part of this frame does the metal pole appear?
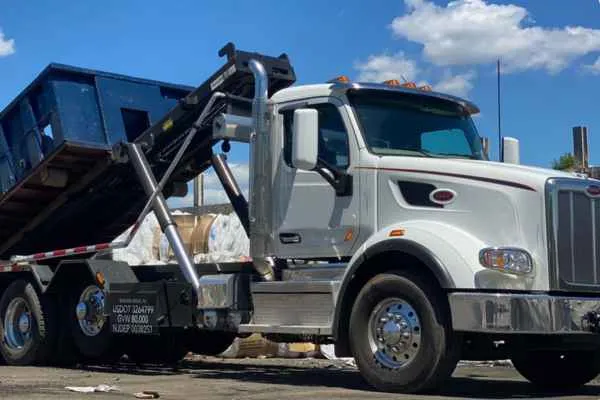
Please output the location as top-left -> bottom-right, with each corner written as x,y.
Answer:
212,154 -> 249,235
193,174 -> 203,207
497,59 -> 502,161
199,174 -> 204,206
127,143 -> 201,295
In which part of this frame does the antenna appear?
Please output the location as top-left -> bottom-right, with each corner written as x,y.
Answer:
497,59 -> 502,161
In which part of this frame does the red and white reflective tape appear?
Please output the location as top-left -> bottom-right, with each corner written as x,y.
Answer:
14,242 -> 113,262
0,178 -> 158,270
0,263 -> 26,272
3,205 -> 150,267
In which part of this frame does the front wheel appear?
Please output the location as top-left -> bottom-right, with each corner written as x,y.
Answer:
349,271 -> 460,393
512,349 -> 600,390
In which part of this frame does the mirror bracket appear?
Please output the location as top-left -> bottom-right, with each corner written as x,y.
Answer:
314,158 -> 352,196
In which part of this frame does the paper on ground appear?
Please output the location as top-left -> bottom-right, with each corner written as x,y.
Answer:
65,384 -> 120,393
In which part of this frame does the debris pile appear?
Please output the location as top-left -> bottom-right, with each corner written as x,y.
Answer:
111,211 -> 249,264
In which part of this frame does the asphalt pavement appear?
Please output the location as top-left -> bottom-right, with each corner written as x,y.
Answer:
0,357 -> 599,399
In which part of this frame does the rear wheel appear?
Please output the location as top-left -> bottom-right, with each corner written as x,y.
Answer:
0,280 -> 54,365
349,271 -> 460,393
512,349 -> 600,390
68,283 -> 114,361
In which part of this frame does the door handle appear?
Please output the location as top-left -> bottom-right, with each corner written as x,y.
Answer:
279,233 -> 301,244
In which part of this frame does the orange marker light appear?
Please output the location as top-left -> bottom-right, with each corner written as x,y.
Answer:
389,229 -> 406,237
96,271 -> 106,288
400,82 -> 417,89
344,229 -> 354,242
383,79 -> 401,86
329,75 -> 350,83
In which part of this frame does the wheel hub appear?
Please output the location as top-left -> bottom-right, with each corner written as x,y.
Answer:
3,297 -> 33,353
17,312 -> 31,334
76,286 -> 106,337
75,302 -> 88,321
369,298 -> 421,370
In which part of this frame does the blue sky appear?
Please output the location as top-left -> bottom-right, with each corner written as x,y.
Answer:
1,0 -> 600,204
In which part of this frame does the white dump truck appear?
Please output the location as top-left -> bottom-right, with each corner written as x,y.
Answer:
0,42 -> 599,393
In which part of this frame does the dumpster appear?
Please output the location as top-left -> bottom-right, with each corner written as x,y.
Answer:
0,64 -> 192,256
0,63 -> 192,188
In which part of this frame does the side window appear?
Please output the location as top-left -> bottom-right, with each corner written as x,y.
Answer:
282,103 -> 350,169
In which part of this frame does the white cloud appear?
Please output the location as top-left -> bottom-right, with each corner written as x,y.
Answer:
167,163 -> 249,208
0,30 -> 15,57
584,56 -> 600,75
355,52 -> 419,82
391,0 -> 600,74
433,70 -> 476,97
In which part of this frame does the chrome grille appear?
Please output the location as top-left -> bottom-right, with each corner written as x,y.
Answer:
547,178 -> 600,291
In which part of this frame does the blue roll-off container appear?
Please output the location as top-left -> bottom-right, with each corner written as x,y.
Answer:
0,64 -> 193,193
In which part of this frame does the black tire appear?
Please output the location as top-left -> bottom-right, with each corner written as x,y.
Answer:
125,332 -> 189,365
0,280 -> 55,365
67,283 -> 112,360
512,349 -> 600,390
348,271 -> 460,393
186,330 -> 236,356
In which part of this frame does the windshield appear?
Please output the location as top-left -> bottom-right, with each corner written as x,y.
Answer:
348,90 -> 485,160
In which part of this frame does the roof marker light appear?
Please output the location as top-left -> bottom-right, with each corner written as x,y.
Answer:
383,79 -> 401,86
401,82 -> 417,89
328,75 -> 350,84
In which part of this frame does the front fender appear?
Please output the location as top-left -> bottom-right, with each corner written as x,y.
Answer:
332,221 -> 483,346
345,220 -> 484,290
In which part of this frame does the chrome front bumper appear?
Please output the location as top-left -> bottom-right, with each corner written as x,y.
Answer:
449,292 -> 600,334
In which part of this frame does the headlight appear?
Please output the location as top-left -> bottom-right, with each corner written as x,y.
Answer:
479,247 -> 533,275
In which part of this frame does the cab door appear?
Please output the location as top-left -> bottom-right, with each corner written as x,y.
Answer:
273,98 -> 360,260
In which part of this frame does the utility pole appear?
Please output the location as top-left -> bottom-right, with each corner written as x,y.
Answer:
497,59 -> 502,161
193,174 -> 204,207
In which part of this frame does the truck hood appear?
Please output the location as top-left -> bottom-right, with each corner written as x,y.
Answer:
371,156 -> 586,192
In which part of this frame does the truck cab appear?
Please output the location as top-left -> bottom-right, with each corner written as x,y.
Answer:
245,75 -> 600,392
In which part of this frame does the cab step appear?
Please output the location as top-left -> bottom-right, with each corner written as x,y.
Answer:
240,280 -> 340,336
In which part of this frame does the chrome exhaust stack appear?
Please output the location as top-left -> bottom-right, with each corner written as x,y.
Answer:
248,59 -> 275,281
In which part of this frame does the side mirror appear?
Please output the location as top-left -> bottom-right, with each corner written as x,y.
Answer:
292,108 -> 318,170
502,137 -> 520,164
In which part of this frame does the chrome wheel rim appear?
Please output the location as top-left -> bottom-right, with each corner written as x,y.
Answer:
76,286 -> 106,337
368,297 -> 421,369
4,297 -> 33,354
